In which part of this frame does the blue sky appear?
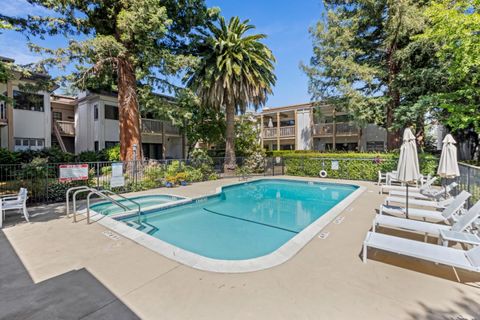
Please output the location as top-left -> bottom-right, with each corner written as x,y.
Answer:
0,0 -> 325,108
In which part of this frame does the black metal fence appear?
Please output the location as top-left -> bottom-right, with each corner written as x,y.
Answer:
0,157 -> 278,205
457,163 -> 480,206
1,156 -> 478,206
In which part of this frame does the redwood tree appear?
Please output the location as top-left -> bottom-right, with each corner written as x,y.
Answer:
1,0 -> 216,160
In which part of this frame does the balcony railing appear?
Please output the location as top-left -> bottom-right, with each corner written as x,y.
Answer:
0,102 -> 7,126
141,119 -> 180,136
55,120 -> 75,136
263,125 -> 295,139
313,122 -> 359,137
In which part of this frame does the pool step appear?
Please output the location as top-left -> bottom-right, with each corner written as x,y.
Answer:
124,221 -> 158,235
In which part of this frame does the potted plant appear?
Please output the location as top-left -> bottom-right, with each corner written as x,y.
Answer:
165,175 -> 177,188
176,172 -> 188,186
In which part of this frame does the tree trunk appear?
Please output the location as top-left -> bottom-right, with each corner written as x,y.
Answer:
224,103 -> 236,172
386,47 -> 401,151
332,108 -> 337,151
117,58 -> 143,162
357,127 -> 363,152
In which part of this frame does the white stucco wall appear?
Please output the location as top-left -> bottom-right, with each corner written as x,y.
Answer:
166,136 -> 182,159
104,119 -> 120,143
75,100 -> 96,153
12,88 -> 51,150
296,109 -> 312,150
361,124 -> 387,150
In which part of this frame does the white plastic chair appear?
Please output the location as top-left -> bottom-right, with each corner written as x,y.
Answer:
377,171 -> 387,186
0,188 -> 29,227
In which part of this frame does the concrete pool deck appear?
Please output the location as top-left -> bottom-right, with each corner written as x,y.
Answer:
1,176 -> 480,319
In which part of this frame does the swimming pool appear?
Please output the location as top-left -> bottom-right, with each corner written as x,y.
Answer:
90,195 -> 185,216
113,179 -> 362,271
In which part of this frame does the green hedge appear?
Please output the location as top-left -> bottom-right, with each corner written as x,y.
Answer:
278,152 -> 438,181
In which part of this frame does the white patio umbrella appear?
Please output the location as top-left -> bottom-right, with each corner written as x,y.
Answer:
437,134 -> 460,196
268,118 -> 274,128
396,128 -> 421,218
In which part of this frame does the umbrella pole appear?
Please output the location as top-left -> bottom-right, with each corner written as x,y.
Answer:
406,183 -> 409,219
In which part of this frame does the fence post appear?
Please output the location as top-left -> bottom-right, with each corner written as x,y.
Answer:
45,163 -> 49,203
282,157 -> 285,175
96,162 -> 100,189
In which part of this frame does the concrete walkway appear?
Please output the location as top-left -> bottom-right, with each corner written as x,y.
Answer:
1,176 -> 479,319
0,228 -> 138,319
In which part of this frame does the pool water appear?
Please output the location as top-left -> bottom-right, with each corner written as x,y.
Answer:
121,179 -> 357,260
90,195 -> 184,215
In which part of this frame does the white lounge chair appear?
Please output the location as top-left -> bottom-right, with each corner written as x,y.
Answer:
380,176 -> 437,194
380,191 -> 471,223
373,199 -> 480,239
362,232 -> 480,280
384,194 -> 454,209
0,188 -> 29,227
389,182 -> 458,200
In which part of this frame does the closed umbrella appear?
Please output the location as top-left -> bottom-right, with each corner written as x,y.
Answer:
268,118 -> 274,128
437,134 -> 460,196
396,128 -> 421,218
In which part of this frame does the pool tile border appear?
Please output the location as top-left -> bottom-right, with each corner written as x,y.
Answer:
85,177 -> 366,273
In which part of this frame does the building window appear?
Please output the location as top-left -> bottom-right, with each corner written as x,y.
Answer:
105,141 -> 119,149
13,90 -> 44,112
94,141 -> 99,151
104,105 -> 119,120
94,105 -> 98,120
14,138 -> 45,151
52,111 -> 62,121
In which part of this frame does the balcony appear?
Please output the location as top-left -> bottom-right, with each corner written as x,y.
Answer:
0,103 -> 7,126
263,125 -> 295,139
313,122 -> 359,137
141,119 -> 181,136
55,120 -> 75,136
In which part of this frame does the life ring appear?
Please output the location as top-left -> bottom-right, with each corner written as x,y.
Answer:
319,170 -> 328,178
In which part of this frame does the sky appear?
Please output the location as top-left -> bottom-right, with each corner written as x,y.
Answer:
0,0 -> 325,109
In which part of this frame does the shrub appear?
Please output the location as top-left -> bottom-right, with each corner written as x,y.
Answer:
283,154 -> 437,182
185,167 -> 203,182
76,150 -> 99,162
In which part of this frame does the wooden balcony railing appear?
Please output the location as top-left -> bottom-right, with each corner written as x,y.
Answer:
263,125 -> 295,139
55,120 -> 75,136
141,119 -> 181,135
313,122 -> 358,137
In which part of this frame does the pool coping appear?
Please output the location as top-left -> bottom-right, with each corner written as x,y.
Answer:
85,177 -> 366,273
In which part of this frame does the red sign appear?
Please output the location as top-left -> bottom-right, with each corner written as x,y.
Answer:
59,164 -> 89,182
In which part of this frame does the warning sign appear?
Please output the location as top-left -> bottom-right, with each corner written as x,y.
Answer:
59,164 -> 89,182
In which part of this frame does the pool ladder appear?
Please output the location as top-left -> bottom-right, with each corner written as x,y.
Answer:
66,186 -> 142,224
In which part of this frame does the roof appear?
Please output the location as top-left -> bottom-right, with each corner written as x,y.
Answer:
258,102 -> 332,115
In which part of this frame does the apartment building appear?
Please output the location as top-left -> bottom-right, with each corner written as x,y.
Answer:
1,57 -> 185,159
72,91 -> 185,159
257,102 -> 387,152
0,56 -> 53,152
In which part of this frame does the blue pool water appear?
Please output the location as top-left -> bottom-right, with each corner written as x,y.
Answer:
90,195 -> 184,215
121,179 -> 357,260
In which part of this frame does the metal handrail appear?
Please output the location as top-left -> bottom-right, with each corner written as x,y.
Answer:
98,190 -> 142,220
86,190 -> 132,224
66,186 -> 93,218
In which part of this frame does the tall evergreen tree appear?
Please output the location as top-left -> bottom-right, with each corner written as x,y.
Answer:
303,0 -> 426,150
1,0 -> 216,161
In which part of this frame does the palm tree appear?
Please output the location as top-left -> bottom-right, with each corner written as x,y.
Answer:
186,16 -> 276,171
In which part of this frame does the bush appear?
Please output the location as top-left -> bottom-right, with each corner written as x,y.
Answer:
76,151 -> 99,162
282,153 -> 438,182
